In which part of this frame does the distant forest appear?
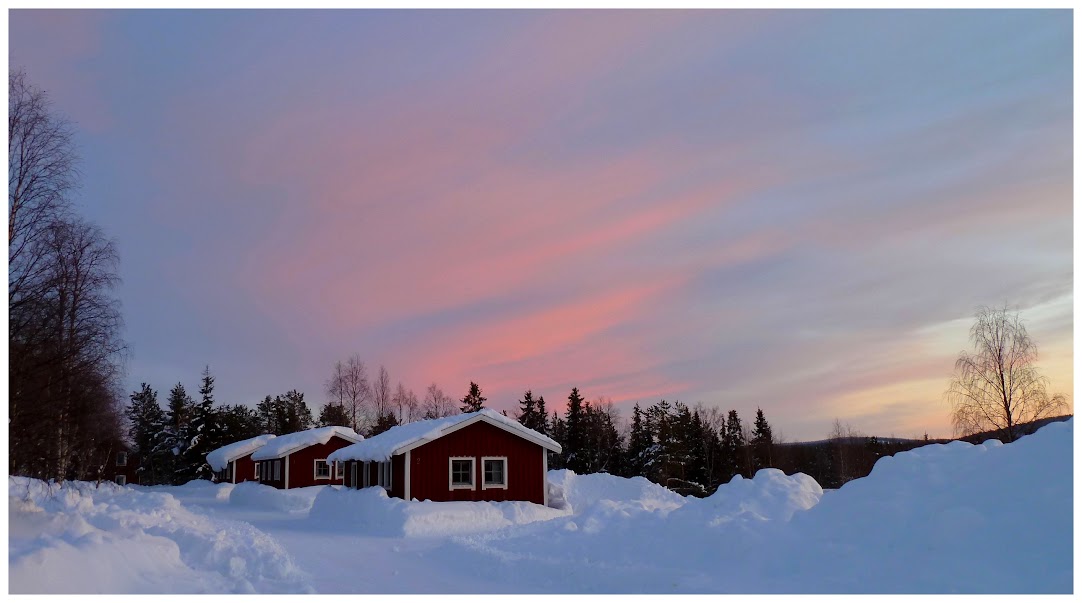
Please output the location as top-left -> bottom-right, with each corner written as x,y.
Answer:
119,361 -> 1073,494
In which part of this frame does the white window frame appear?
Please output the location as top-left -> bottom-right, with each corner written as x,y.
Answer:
481,456 -> 508,490
314,459 -> 331,480
350,462 -> 358,488
273,459 -> 281,481
376,461 -> 392,490
116,452 -> 127,467
449,456 -> 475,490
254,463 -> 261,480
115,475 -> 126,486
362,461 -> 371,488
334,461 -> 343,480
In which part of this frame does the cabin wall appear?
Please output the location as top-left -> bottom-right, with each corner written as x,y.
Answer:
233,454 -> 259,483
408,421 -> 545,504
286,436 -> 354,489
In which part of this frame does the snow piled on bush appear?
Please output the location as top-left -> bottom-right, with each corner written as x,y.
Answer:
308,486 -> 568,537
227,482 -> 323,513
8,478 -> 312,594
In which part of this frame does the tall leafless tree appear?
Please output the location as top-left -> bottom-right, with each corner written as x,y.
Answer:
324,354 -> 371,433
9,70 -> 126,481
947,305 -> 1068,443
373,365 -> 392,419
422,382 -> 456,419
392,381 -> 420,424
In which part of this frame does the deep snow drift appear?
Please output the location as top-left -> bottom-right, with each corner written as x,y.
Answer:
8,419 -> 1072,593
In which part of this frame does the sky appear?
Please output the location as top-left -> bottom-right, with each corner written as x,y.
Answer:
8,9 -> 1073,441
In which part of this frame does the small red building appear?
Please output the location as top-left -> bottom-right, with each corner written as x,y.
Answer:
110,443 -> 139,486
251,426 -> 363,489
207,434 -> 277,484
328,410 -> 562,505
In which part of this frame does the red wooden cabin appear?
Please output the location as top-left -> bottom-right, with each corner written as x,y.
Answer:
328,410 -> 562,505
251,426 -> 363,489
207,434 -> 277,484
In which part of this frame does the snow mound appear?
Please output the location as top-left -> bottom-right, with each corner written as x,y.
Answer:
771,419 -> 1074,593
8,478 -> 313,594
672,468 -> 823,526
308,486 -> 569,538
547,469 -> 686,516
228,482 -> 324,513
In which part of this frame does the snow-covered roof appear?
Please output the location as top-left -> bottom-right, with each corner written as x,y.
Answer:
251,426 -> 363,460
206,434 -> 277,471
328,409 -> 562,463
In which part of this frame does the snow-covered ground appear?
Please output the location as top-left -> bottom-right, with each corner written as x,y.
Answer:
8,419 -> 1073,593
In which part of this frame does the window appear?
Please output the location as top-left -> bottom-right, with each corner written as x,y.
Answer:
334,461 -> 343,480
377,461 -> 392,490
350,462 -> 358,489
254,463 -> 261,480
482,457 -> 508,490
115,475 -> 126,486
362,461 -> 371,488
116,452 -> 127,467
273,460 -> 281,481
449,457 -> 474,490
314,459 -> 330,480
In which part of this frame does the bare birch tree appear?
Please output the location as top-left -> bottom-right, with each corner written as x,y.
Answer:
947,305 -> 1068,443
325,355 -> 371,433
373,365 -> 392,419
422,383 -> 456,419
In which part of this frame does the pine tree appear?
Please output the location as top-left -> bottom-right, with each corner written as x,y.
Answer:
459,382 -> 486,413
178,366 -> 222,483
720,409 -> 747,482
535,395 -> 548,435
279,390 -> 313,433
516,389 -> 545,432
369,411 -> 400,436
217,404 -> 263,441
256,395 -> 282,434
548,411 -> 567,470
126,383 -> 168,485
163,382 -> 194,483
625,403 -> 651,478
318,402 -> 351,427
751,407 -> 774,471
562,387 -> 587,473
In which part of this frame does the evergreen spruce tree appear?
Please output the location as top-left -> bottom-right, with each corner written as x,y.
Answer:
163,382 -> 195,484
562,387 -> 587,473
516,389 -> 545,433
720,409 -> 747,481
643,400 -> 673,484
178,366 -> 222,483
279,390 -> 313,433
548,412 -> 567,470
459,382 -> 486,413
369,411 -> 400,436
126,383 -> 168,485
751,407 -> 774,471
686,409 -> 710,495
625,403 -> 651,478
535,395 -> 548,435
218,404 -> 263,440
318,402 -> 351,428
256,395 -> 282,434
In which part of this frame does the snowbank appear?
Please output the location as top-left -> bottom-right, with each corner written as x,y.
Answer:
8,478 -> 313,594
228,482 -> 324,513
308,486 -> 569,537
547,469 -> 686,515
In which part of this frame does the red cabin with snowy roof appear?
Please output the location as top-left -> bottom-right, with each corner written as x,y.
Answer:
207,434 -> 277,484
329,410 -> 562,505
251,426 -> 363,490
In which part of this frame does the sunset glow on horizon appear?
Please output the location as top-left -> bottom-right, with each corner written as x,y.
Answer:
9,9 -> 1072,441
